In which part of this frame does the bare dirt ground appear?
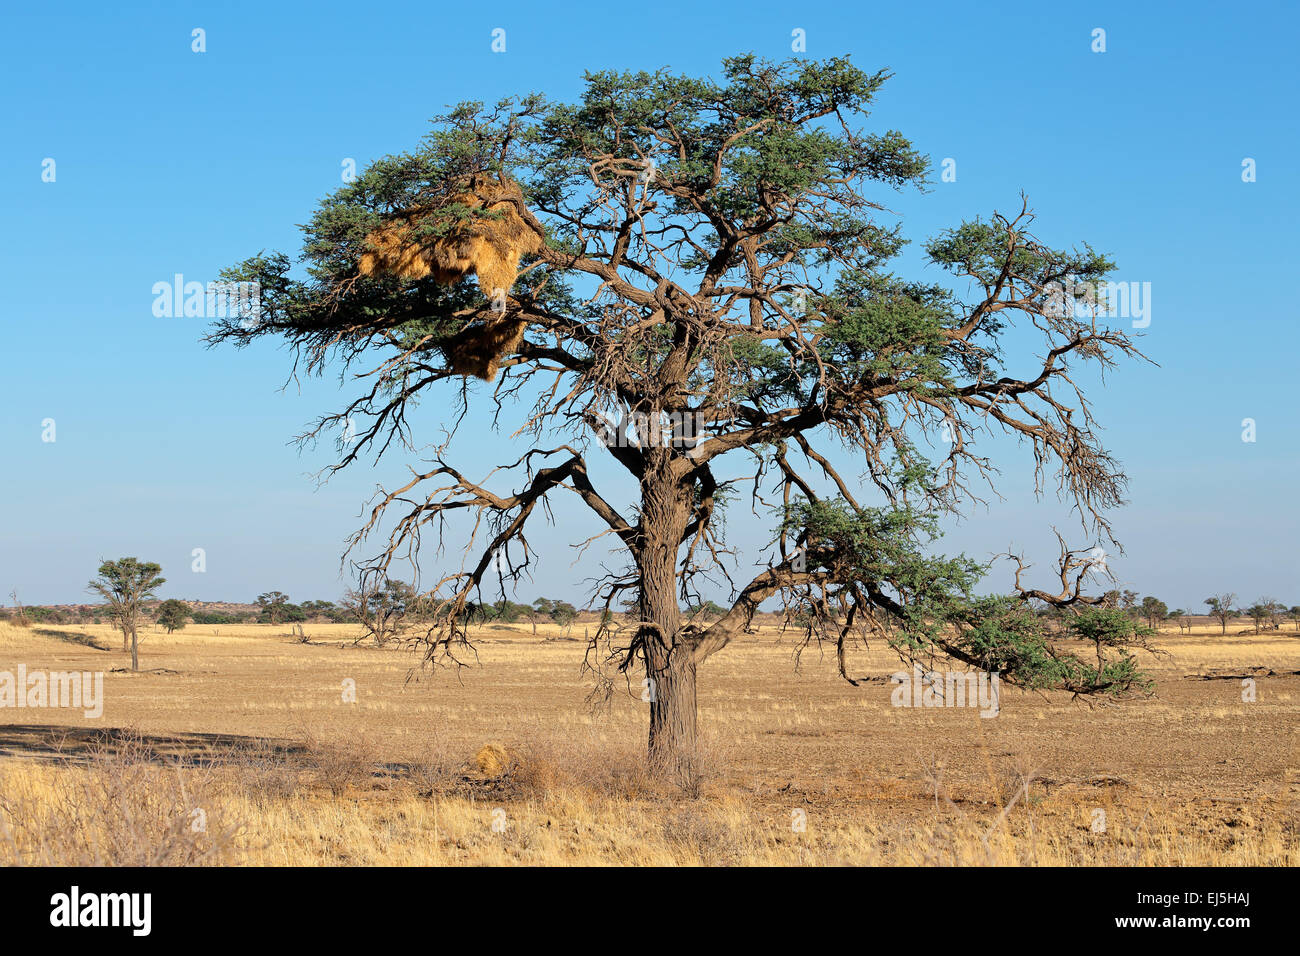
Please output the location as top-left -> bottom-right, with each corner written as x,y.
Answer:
1,620 -> 1296,865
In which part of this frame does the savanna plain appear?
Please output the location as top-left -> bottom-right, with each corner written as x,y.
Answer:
0,618 -> 1296,866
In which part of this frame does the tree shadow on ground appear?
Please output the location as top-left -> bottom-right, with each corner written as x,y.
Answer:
0,724 -> 454,791
32,628 -> 113,652
0,723 -> 307,768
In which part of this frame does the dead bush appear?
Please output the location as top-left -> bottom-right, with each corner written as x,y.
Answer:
301,732 -> 380,796
0,729 -> 238,866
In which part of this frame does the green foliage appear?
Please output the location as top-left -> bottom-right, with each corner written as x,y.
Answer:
1067,606 -> 1156,646
534,597 -> 578,626
926,219 -> 1113,300
779,486 -> 1153,698
23,606 -> 68,624
469,599 -> 533,623
88,557 -> 165,670
255,591 -> 291,625
192,611 -> 255,625
1139,595 -> 1168,628
156,599 -> 190,634
300,599 -> 348,623
685,600 -> 728,621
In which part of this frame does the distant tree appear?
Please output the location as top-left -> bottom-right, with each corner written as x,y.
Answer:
548,600 -> 578,629
523,600 -> 545,635
26,606 -> 67,624
1245,600 -> 1271,635
156,599 -> 190,634
193,611 -> 252,625
492,599 -> 524,624
686,600 -> 727,622
1204,593 -> 1237,635
8,591 -> 30,629
88,558 -> 165,671
1065,607 -> 1156,694
1241,598 -> 1284,635
343,578 -> 419,646
300,599 -> 343,622
255,591 -> 290,626
1262,598 -> 1284,631
1289,606 -> 1300,632
1139,596 -> 1168,630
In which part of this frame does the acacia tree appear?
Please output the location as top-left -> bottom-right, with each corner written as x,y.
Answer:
88,558 -> 165,671
1139,595 -> 1167,631
210,56 -> 1153,781
157,598 -> 190,634
256,591 -> 290,626
1204,593 -> 1236,635
343,577 -> 420,646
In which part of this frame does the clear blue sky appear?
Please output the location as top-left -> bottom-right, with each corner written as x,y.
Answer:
2,0 -> 1296,612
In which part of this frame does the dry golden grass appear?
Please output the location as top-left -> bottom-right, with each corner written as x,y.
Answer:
1,619 -> 1296,865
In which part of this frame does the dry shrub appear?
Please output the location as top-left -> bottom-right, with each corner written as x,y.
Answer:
300,732 -> 380,796
0,729 -> 238,866
495,737 -> 674,802
660,806 -> 762,866
357,173 -> 544,381
228,738 -> 303,805
405,733 -> 461,795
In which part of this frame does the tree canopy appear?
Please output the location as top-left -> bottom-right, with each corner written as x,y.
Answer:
211,55 -> 1155,776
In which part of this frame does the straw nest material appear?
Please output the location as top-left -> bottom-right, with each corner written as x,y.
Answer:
358,174 -> 544,380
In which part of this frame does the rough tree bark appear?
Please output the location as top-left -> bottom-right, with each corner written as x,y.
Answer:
639,457 -> 697,778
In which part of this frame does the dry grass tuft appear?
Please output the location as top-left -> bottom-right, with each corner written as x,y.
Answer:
0,729 -> 239,866
474,742 -> 510,777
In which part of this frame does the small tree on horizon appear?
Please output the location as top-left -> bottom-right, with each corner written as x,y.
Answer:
1243,598 -> 1283,635
343,578 -> 420,646
1262,598 -> 1284,631
1139,596 -> 1168,631
157,598 -> 190,634
88,558 -> 165,671
255,591 -> 291,626
8,591 -> 31,629
1204,593 -> 1237,635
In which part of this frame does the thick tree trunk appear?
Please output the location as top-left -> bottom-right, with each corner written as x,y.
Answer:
646,645 -> 698,783
638,463 -> 697,786
130,624 -> 139,671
